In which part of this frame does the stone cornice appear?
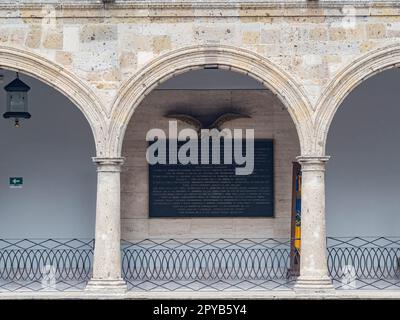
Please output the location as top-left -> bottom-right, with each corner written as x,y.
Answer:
1,1 -> 400,18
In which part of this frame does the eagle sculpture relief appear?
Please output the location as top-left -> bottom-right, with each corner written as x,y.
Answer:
164,112 -> 251,134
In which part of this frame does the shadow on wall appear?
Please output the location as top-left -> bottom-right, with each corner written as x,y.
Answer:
0,70 -> 96,238
326,68 -> 400,237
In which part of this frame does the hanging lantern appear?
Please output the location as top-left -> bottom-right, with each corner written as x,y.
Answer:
3,73 -> 31,127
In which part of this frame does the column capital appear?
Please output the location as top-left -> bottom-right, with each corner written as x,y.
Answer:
92,157 -> 125,172
296,155 -> 330,164
296,156 -> 330,172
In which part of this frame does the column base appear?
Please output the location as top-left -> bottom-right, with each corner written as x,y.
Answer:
85,278 -> 127,294
294,276 -> 335,294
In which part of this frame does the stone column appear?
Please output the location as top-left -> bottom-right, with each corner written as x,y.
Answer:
85,157 -> 127,293
294,156 -> 334,292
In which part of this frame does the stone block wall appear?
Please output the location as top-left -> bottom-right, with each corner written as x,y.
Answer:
121,89 -> 299,240
0,2 -> 399,113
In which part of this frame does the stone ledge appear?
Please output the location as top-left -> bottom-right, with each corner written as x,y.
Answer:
2,290 -> 400,300
0,2 -> 400,18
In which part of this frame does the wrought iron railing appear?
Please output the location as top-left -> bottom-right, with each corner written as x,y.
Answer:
327,237 -> 400,290
121,238 -> 298,291
1,237 -> 400,292
0,239 -> 93,292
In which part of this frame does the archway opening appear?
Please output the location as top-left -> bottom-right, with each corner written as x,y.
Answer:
0,70 -> 97,238
0,69 -> 96,290
326,68 -> 400,289
327,68 -> 400,237
120,68 -> 301,290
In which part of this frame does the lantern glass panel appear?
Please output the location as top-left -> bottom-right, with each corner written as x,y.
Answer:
7,91 -> 28,113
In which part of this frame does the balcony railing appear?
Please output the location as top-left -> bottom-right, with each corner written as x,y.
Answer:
0,237 -> 399,292
0,239 -> 93,292
121,238 -> 297,291
327,237 -> 400,290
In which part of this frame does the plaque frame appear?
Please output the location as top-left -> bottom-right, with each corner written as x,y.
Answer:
148,139 -> 275,218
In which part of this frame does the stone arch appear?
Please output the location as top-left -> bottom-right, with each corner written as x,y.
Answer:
0,46 -> 107,155
109,45 -> 313,156
315,43 -> 400,155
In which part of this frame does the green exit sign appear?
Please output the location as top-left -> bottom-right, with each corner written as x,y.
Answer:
9,177 -> 23,188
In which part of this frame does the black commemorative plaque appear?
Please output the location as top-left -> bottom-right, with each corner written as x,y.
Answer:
149,139 -> 274,217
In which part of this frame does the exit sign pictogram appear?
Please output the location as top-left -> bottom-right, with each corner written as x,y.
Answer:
9,177 -> 23,188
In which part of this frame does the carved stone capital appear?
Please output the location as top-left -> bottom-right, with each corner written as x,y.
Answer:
296,156 -> 330,172
92,157 -> 125,172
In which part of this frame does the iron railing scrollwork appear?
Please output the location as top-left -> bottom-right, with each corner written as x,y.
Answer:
0,239 -> 93,292
1,237 -> 400,292
327,237 -> 400,290
121,238 -> 298,291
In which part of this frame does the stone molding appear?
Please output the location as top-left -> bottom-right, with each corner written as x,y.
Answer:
0,2 -> 399,18
93,157 -> 125,172
296,156 -> 330,172
294,276 -> 335,293
85,279 -> 127,294
108,44 -> 313,157
314,43 -> 400,156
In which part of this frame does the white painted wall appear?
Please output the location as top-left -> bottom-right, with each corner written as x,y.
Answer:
326,69 -> 400,237
0,70 -> 96,238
